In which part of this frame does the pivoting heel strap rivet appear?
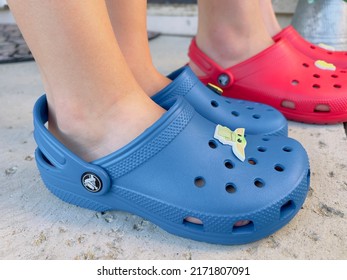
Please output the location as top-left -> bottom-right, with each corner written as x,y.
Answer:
81,172 -> 103,193
218,74 -> 231,87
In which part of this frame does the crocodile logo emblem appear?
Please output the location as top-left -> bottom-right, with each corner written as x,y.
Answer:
82,173 -> 102,193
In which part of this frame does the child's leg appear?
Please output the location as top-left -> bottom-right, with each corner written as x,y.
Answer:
191,0 -> 274,73
105,0 -> 171,96
7,0 -> 164,162
258,0 -> 282,37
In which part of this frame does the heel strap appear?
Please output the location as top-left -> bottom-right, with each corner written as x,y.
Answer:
188,38 -> 234,89
33,95 -> 111,195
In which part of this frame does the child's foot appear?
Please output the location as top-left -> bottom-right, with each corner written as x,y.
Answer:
48,93 -> 165,162
34,95 -> 310,244
152,66 -> 288,136
190,28 -> 274,77
188,37 -> 347,124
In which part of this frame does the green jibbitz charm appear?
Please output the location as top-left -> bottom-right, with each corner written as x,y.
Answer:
214,124 -> 247,162
315,60 -> 337,71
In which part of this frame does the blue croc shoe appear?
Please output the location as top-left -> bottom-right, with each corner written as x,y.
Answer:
153,66 -> 288,136
34,95 -> 310,245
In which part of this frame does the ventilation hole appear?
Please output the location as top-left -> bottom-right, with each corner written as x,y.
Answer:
224,160 -> 234,169
313,74 -> 320,78
194,177 -> 205,187
283,146 -> 292,152
184,216 -> 203,224
331,74 -> 338,78
211,100 -> 219,108
225,100 -> 231,104
252,114 -> 261,119
232,221 -> 254,234
257,146 -> 267,152
208,140 -> 218,149
307,169 -> 311,184
248,158 -> 257,165
341,70 -> 347,73
327,51 -> 333,55
280,200 -> 296,219
183,217 -> 204,230
231,111 -> 240,117
302,63 -> 309,68
281,100 -> 296,109
262,137 -> 270,142
310,45 -> 316,49
247,106 -> 254,110
234,220 -> 250,227
291,80 -> 299,86
274,164 -> 285,172
334,84 -> 342,89
41,152 -> 55,167
312,84 -> 321,89
314,104 -> 330,112
254,178 -> 265,188
225,183 -> 236,193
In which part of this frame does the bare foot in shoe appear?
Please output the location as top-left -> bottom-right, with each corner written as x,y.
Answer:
49,93 -> 165,162
190,0 -> 274,76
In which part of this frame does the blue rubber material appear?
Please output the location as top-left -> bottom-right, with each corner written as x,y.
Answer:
33,95 -> 310,245
152,66 -> 288,136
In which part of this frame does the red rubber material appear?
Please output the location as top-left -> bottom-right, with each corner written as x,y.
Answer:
273,25 -> 347,69
188,37 -> 347,124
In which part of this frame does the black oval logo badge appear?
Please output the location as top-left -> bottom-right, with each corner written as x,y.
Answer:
81,173 -> 102,193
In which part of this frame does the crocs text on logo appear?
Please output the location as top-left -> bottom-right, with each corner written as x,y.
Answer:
81,173 -> 102,193
218,74 -> 230,87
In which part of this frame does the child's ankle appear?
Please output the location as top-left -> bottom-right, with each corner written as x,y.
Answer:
195,30 -> 274,69
48,93 -> 165,162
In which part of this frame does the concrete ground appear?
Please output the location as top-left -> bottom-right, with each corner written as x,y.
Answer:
0,34 -> 347,260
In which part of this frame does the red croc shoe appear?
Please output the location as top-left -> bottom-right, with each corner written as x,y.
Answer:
273,25 -> 347,69
188,37 -> 347,124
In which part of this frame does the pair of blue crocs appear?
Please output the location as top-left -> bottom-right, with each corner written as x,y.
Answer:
33,66 -> 310,245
